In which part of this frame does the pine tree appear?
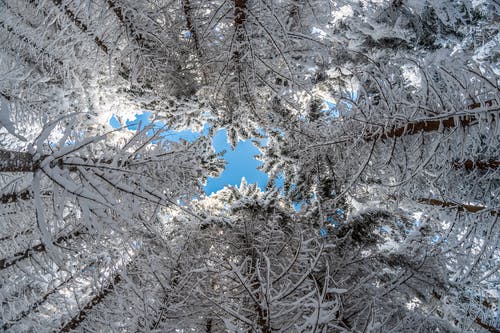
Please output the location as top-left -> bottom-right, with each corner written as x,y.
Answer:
1,0 -> 498,332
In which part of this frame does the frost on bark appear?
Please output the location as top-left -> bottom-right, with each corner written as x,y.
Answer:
418,198 -> 498,216
106,0 -> 146,49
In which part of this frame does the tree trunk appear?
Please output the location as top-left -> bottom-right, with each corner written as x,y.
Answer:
0,189 -> 33,204
182,0 -> 203,58
234,0 -> 247,27
453,159 -> 500,171
107,0 -> 147,49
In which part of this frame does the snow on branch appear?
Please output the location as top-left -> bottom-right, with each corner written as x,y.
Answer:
58,272 -> 122,332
366,100 -> 497,142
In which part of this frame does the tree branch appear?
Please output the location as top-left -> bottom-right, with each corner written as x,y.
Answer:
58,272 -> 122,332
181,0 -> 203,58
453,159 -> 500,171
417,198 -> 498,216
474,317 -> 500,333
432,291 -> 499,333
0,228 -> 83,270
0,21 -> 64,66
106,0 -> 146,49
0,149 -> 40,172
0,228 -> 34,242
44,0 -> 109,54
0,189 -> 33,204
233,0 -> 247,27
366,100 -> 496,141
1,261 -> 95,331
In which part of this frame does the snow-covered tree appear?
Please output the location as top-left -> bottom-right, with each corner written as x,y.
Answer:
1,0 -> 499,332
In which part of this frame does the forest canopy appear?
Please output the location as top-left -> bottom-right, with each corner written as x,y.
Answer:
0,0 -> 499,332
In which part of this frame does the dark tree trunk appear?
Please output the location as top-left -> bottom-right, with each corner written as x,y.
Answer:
182,0 -> 203,58
453,159 -> 499,171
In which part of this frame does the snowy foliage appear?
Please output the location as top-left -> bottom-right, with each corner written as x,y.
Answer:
0,0 -> 499,332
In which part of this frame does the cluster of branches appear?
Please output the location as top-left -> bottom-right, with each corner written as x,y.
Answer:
0,0 -> 499,332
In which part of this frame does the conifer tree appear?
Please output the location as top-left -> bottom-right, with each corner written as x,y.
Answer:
0,0 -> 498,332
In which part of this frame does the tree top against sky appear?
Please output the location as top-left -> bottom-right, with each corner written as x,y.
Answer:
0,0 -> 499,332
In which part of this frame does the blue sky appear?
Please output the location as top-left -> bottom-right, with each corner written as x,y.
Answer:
109,98 -> 342,196
110,112 -> 269,195
205,129 -> 268,194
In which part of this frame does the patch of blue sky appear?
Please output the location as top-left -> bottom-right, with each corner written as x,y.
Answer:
432,234 -> 441,243
109,114 -> 121,128
322,91 -> 357,118
322,99 -> 339,117
111,112 -> 344,210
380,225 -> 390,234
110,112 -> 270,195
273,173 -> 284,189
292,202 -> 303,211
120,111 -> 206,143
326,216 -> 341,229
339,91 -> 358,109
204,129 -> 268,195
266,173 -> 304,211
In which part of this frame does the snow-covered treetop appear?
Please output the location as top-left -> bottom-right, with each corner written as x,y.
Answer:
0,0 -> 498,332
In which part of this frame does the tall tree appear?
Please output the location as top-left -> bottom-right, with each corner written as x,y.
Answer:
1,0 -> 499,332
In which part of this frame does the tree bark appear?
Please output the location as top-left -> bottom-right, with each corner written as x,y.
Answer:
0,21 -> 64,66
366,100 -> 497,141
0,228 -> 83,270
0,189 -> 33,204
28,0 -> 110,54
417,198 -> 498,216
453,159 -> 500,171
0,149 -> 134,174
432,291 -> 499,333
234,0 -> 247,27
59,272 -> 122,332
0,149 -> 39,172
182,0 -> 203,58
473,317 -> 500,333
51,0 -> 109,53
107,0 -> 147,49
